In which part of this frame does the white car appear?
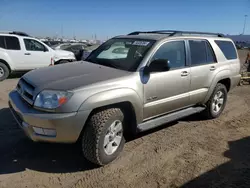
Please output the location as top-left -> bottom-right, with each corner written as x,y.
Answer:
0,31 -> 76,81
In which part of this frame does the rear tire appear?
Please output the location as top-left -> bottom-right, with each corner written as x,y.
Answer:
239,79 -> 244,86
82,108 -> 125,166
202,83 -> 227,119
0,62 -> 10,81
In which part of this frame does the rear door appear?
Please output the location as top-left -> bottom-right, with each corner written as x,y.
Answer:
0,36 -> 25,70
188,39 -> 217,104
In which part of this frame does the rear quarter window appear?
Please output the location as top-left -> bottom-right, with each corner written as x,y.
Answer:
214,40 -> 237,60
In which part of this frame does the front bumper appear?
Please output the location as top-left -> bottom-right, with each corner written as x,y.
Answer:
8,90 -> 91,143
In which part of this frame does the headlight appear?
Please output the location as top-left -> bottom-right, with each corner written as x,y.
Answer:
34,90 -> 73,110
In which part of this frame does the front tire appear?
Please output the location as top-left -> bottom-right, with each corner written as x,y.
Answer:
82,108 -> 125,166
0,62 -> 10,81
202,83 -> 227,119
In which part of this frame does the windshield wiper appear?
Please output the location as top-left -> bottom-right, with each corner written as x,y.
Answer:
95,61 -> 122,69
86,58 -> 123,70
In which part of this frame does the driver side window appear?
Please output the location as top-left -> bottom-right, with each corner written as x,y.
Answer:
24,39 -> 47,51
151,41 -> 186,70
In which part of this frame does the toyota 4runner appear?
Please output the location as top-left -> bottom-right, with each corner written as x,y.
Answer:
9,30 -> 241,165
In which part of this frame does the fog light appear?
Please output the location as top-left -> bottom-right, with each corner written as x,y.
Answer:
43,129 -> 56,136
32,127 -> 56,137
33,127 -> 44,135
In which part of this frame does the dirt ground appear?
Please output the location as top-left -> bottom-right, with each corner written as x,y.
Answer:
1,52 -> 250,188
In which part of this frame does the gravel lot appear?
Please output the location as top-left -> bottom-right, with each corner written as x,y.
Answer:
0,53 -> 250,188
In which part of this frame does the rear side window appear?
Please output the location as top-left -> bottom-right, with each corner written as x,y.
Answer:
189,40 -> 216,66
0,36 -> 5,48
5,36 -> 21,50
215,40 -> 237,60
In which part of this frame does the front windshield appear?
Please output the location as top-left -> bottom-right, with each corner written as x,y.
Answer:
85,38 -> 155,71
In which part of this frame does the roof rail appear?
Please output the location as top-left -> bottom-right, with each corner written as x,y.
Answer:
127,30 -> 225,37
0,31 -> 30,37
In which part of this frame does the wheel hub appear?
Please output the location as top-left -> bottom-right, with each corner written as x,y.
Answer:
103,120 -> 123,155
0,67 -> 4,78
212,91 -> 224,114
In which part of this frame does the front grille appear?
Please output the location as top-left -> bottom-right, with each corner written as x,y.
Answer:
16,78 -> 35,105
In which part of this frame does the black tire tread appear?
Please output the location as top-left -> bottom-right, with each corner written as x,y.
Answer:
0,62 -> 10,81
82,108 -> 123,165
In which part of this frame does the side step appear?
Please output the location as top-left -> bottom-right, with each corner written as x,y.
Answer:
137,107 -> 205,132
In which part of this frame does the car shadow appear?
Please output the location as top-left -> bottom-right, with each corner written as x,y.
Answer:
0,106 -> 198,175
181,136 -> 250,188
0,108 -> 97,175
8,72 -> 26,79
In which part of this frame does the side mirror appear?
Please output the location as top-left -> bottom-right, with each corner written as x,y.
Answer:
148,59 -> 170,72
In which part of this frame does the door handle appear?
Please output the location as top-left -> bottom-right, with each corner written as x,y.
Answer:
24,53 -> 31,55
210,66 -> 216,71
181,71 -> 189,76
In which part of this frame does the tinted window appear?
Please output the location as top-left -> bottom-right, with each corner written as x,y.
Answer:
189,40 -> 207,66
24,39 -> 47,51
5,36 -> 20,50
0,36 -> 5,48
71,45 -> 84,50
215,40 -> 237,60
151,41 -> 186,69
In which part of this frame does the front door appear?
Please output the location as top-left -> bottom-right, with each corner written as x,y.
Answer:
22,38 -> 52,69
143,40 -> 191,120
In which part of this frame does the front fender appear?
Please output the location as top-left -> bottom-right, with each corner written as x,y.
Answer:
203,69 -> 231,103
78,88 -> 143,123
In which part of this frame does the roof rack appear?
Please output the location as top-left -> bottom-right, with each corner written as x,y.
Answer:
127,30 -> 225,37
0,31 -> 30,37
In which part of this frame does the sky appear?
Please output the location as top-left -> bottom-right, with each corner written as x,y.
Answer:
0,0 -> 250,40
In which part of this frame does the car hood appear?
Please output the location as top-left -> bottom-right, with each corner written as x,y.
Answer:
22,61 -> 130,92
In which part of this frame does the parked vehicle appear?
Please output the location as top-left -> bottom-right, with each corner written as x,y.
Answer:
9,30 -> 241,166
51,43 -> 72,50
0,31 -> 76,81
82,44 -> 100,60
58,43 -> 87,61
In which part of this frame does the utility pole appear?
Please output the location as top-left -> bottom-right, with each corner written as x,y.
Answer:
61,24 -> 64,39
243,15 -> 248,35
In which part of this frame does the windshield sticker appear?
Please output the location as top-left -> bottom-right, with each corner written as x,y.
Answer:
132,41 -> 150,46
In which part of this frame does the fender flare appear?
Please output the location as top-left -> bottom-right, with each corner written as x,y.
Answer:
203,69 -> 231,103
78,88 -> 143,124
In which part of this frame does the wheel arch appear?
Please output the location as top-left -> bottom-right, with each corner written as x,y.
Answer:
0,59 -> 12,73
203,70 -> 231,103
76,88 -> 143,140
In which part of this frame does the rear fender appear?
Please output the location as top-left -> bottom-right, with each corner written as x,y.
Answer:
0,52 -> 14,70
203,69 -> 231,103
